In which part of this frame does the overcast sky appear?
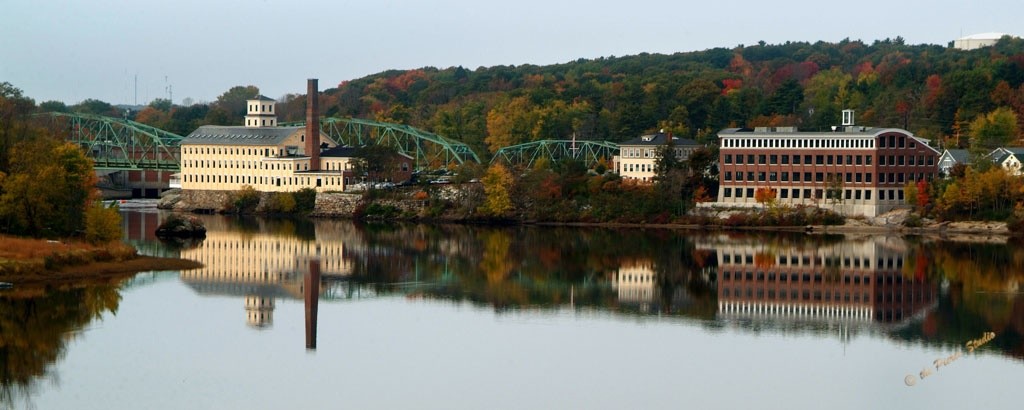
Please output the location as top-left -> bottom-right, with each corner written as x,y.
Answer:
1,0 -> 1019,105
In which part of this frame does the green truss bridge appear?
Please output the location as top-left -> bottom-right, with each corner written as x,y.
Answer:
36,112 -> 484,172
282,117 -> 481,169
36,111 -> 186,171
490,139 -> 620,168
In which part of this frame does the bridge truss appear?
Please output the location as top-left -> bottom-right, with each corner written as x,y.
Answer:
490,139 -> 619,169
37,112 -> 184,170
285,117 -> 481,169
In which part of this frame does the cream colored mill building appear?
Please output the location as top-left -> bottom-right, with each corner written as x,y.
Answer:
179,88 -> 354,192
614,131 -> 701,183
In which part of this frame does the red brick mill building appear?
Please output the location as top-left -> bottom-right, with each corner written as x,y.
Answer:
715,112 -> 940,217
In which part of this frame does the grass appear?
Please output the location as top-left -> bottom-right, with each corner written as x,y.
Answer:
0,235 -> 202,283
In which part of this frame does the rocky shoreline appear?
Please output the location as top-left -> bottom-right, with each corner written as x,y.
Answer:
159,189 -> 1014,240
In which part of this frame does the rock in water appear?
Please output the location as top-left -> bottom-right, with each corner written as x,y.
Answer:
155,214 -> 207,238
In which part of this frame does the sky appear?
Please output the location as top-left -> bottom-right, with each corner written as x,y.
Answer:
1,0 -> 1020,106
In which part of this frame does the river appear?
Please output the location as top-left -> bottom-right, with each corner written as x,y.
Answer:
1,210 -> 1022,409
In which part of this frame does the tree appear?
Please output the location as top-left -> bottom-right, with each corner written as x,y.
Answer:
970,107 -> 1019,150
825,174 -> 844,204
0,138 -> 98,237
352,145 -> 400,184
72,98 -> 119,117
213,85 -> 260,125
480,162 -> 514,217
84,202 -> 123,243
754,187 -> 777,208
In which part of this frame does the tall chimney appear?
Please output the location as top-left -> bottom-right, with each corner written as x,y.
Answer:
306,79 -> 320,171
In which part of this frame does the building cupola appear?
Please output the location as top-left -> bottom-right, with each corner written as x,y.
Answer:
244,94 -> 277,128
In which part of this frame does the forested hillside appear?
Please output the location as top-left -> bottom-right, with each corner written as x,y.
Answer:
43,37 -> 1024,159
308,37 -> 1024,156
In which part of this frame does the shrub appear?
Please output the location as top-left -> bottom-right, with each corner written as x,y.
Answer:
84,201 -> 123,243
266,192 -> 297,213
226,185 -> 261,214
293,188 -> 317,214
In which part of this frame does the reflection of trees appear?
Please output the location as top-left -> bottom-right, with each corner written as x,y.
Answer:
0,283 -> 121,408
896,240 -> 1024,360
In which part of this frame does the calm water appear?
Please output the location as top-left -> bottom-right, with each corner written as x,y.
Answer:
2,210 -> 1023,409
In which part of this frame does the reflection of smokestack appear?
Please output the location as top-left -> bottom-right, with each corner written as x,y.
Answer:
304,260 -> 320,350
306,79 -> 320,171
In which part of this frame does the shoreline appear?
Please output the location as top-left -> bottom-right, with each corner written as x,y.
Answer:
0,235 -> 203,285
0,255 -> 203,285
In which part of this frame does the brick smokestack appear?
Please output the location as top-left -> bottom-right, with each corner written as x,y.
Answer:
306,79 -> 320,171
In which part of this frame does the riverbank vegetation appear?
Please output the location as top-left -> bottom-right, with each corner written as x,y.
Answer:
1,83 -> 123,243
0,235 -> 200,283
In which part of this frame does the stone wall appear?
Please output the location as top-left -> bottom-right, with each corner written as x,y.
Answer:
174,189 -> 235,212
310,192 -> 363,217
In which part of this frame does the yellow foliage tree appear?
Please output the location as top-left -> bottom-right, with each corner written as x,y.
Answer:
480,162 -> 514,217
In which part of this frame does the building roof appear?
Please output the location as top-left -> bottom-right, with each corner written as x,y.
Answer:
182,125 -> 302,146
320,146 -> 359,158
993,147 -> 1024,163
719,126 -> 891,137
619,132 -> 699,147
941,149 -> 970,163
958,32 -> 1011,41
250,94 -> 276,102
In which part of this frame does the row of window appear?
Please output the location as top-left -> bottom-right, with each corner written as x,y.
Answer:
722,187 -> 908,202
183,147 -> 283,157
183,160 -> 312,171
182,174 -> 338,188
245,118 -> 276,127
721,254 -> 902,270
621,163 -> 654,173
724,153 -> 936,167
723,288 -> 872,303
724,171 -> 874,184
249,104 -> 274,113
723,171 -> 934,185
620,147 -> 691,159
722,270 -> 874,284
722,137 -> 875,149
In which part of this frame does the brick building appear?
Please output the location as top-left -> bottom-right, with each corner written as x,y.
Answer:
715,115 -> 940,217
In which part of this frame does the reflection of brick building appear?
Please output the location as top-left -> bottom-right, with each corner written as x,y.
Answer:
706,236 -> 935,324
715,113 -> 940,217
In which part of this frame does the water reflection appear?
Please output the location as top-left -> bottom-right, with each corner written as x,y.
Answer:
6,213 -> 1024,408
0,282 -> 122,409
706,235 -> 936,326
162,214 -> 1024,363
175,217 -> 359,350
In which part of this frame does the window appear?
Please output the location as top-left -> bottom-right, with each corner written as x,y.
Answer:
782,155 -> 789,164
770,155 -> 778,164
793,155 -> 801,165
866,156 -> 873,165
736,155 -> 744,165
724,188 -> 732,197
746,188 -> 754,198
725,154 -> 733,164
816,155 -> 824,165
724,171 -> 732,181
747,154 -> 755,164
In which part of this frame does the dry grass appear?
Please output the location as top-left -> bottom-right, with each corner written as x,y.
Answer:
0,235 -> 201,283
